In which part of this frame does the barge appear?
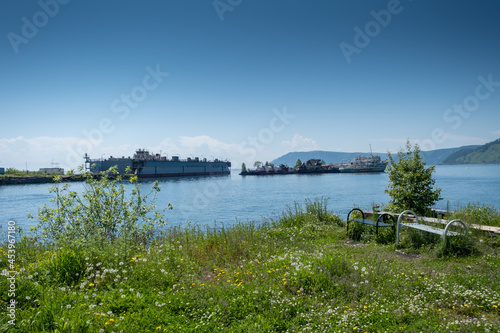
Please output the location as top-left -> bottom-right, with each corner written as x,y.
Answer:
86,149 -> 231,178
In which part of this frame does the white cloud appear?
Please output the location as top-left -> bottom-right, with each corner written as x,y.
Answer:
281,134 -> 318,152
491,130 -> 500,136
0,136 -> 104,171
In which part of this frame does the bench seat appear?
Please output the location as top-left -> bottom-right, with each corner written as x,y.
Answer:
347,208 -> 395,236
396,210 -> 467,244
399,223 -> 463,236
353,219 -> 393,228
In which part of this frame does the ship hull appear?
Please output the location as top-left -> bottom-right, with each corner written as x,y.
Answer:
137,171 -> 230,178
338,164 -> 387,173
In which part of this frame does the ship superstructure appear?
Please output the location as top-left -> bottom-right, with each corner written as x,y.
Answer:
337,154 -> 387,173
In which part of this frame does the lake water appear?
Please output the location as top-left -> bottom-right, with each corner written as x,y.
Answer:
1,165 -> 499,236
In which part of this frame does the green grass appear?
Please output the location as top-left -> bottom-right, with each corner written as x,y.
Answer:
1,198 -> 499,332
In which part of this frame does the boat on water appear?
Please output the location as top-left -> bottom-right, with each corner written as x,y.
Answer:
240,155 -> 386,176
85,149 -> 231,178
337,154 -> 387,173
240,154 -> 387,176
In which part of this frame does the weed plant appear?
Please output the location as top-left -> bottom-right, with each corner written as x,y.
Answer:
451,203 -> 500,228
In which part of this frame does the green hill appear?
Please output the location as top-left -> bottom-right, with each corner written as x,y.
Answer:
442,138 -> 500,164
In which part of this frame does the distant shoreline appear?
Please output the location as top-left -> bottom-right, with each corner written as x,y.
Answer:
0,175 -> 84,186
0,174 -> 136,186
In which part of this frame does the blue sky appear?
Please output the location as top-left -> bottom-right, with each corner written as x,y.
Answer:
1,0 -> 500,170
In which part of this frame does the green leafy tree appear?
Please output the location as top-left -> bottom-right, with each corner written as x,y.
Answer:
295,159 -> 302,168
254,161 -> 262,168
241,163 -> 247,173
385,140 -> 442,215
32,165 -> 171,246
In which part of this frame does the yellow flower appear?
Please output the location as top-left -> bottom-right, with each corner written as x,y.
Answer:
493,305 -> 498,309
109,319 -> 114,322
105,322 -> 110,325
156,326 -> 161,330
89,283 -> 94,287
363,306 -> 367,309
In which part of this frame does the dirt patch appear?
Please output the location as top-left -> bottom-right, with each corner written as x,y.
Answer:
345,240 -> 367,247
394,250 -> 419,260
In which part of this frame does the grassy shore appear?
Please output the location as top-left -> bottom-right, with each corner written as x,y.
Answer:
1,198 -> 499,332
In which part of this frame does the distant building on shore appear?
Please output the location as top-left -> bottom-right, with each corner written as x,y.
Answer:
38,167 -> 64,174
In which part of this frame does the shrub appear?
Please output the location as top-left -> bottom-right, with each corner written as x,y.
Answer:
436,235 -> 479,258
32,166 -> 171,248
385,140 -> 442,215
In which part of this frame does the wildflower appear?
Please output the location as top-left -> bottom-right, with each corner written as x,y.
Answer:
66,304 -> 71,309
156,327 -> 161,330
89,283 -> 94,287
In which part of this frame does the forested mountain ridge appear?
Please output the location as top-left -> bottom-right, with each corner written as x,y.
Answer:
442,138 -> 500,164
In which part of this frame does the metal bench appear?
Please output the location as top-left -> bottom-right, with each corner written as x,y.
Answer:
396,210 -> 468,245
347,208 -> 395,236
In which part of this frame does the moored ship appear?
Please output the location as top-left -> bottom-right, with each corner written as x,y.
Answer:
337,154 -> 387,173
240,154 -> 386,176
85,149 -> 231,178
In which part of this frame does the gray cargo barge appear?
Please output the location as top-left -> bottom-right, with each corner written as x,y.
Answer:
86,149 -> 231,178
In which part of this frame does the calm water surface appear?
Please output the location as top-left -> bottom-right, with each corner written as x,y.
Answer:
1,165 -> 499,235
